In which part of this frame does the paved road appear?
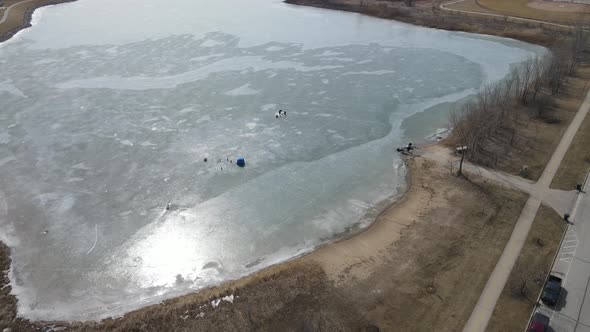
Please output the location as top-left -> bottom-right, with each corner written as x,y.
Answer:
431,88 -> 590,331
534,171 -> 590,332
440,0 -> 571,30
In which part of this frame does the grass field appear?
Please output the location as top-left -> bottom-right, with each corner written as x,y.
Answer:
442,0 -> 496,15
477,0 -> 589,23
487,205 -> 566,332
551,75 -> 590,190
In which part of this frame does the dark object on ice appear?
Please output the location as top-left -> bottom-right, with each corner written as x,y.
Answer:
564,213 -> 570,221
236,157 -> 246,167
576,183 -> 586,193
406,143 -> 413,152
396,147 -> 403,152
166,201 -> 171,210
204,157 -> 208,162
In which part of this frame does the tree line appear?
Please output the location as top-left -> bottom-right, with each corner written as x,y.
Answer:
449,15 -> 589,176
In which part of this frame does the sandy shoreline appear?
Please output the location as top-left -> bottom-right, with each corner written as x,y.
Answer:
0,144 -> 526,331
0,0 -> 76,43
56,150 -> 528,331
0,0 -> 573,330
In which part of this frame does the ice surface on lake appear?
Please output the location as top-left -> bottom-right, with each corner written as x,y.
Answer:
0,0 -> 544,321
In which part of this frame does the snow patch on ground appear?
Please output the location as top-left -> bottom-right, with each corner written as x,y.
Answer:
210,294 -> 235,308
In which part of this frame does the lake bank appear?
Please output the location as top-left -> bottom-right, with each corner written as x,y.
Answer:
0,0 -> 75,43
0,0 -> 549,329
285,0 -> 567,47
2,149 -> 531,331
87,150 -> 528,331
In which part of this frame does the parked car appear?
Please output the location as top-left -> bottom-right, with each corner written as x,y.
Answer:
541,275 -> 562,306
528,313 -> 550,332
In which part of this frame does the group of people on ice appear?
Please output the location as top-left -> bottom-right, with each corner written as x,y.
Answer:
275,110 -> 287,118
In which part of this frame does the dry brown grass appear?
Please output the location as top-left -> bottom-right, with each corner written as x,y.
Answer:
0,1 -> 583,331
0,243 -> 41,332
502,64 -> 590,180
444,61 -> 590,181
350,160 -> 528,331
551,97 -> 590,190
0,158 -> 528,332
443,0 -> 495,14
0,243 -> 15,329
72,4 -> 589,332
487,205 -> 566,332
58,158 -> 529,332
477,0 -> 589,24
0,0 -> 75,42
287,0 -> 568,46
70,262 -> 371,332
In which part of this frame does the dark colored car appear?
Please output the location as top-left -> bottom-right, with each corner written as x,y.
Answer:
541,275 -> 562,306
528,313 -> 550,332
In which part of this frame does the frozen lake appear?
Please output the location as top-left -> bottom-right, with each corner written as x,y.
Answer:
0,0 -> 543,321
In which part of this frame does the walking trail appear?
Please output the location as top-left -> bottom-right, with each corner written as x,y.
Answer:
0,0 -> 39,25
420,86 -> 590,331
440,0 -> 572,29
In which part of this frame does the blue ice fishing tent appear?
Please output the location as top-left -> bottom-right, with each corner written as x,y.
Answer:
236,157 -> 246,167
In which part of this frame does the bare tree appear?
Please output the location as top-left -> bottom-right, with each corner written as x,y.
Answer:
529,57 -> 546,102
518,57 -> 536,105
449,99 -> 491,175
448,37 -> 585,171
498,74 -> 516,122
546,50 -> 570,95
569,13 -> 589,73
